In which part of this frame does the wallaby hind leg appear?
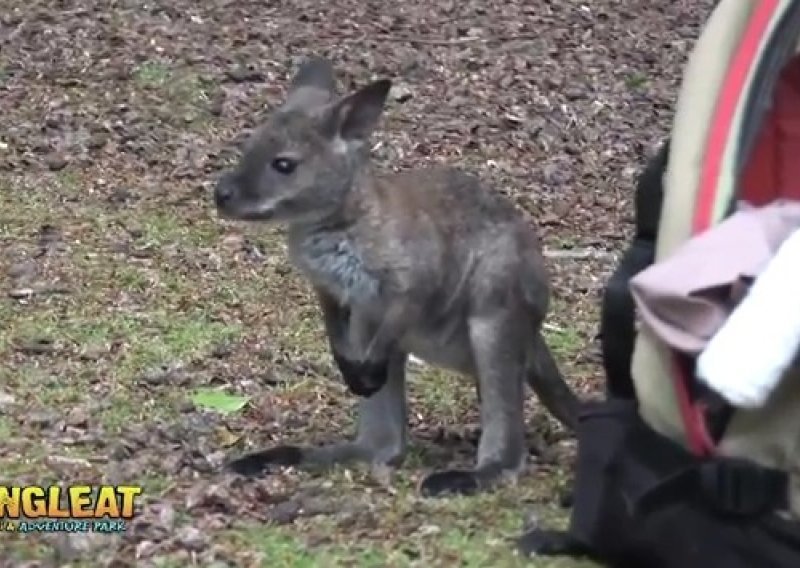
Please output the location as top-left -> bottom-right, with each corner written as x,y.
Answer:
527,331 -> 579,431
227,352 -> 409,476
420,313 -> 527,497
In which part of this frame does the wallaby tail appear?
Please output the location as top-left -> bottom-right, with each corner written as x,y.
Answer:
527,331 -> 580,432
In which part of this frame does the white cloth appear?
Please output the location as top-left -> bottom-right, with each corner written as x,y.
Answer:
697,226 -> 800,408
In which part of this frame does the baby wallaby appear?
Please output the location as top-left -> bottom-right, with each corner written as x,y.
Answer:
214,56 -> 580,497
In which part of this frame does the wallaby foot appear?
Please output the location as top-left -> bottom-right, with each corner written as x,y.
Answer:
227,352 -> 408,477
417,313 -> 528,499
418,465 -> 517,497
227,445 -> 303,476
419,470 -> 480,497
517,529 -> 590,558
226,442 -> 367,476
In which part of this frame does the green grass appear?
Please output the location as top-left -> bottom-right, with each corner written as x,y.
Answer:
626,72 -> 649,89
136,210 -> 222,247
4,306 -> 241,435
410,367 -> 475,426
544,325 -> 583,360
224,487 -> 593,568
0,186 -> 595,563
132,60 -> 215,127
0,43 -> 599,568
133,61 -> 173,88
0,416 -> 12,438
7,311 -> 239,377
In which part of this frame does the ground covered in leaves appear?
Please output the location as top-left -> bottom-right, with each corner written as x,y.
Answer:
1,1 -> 714,566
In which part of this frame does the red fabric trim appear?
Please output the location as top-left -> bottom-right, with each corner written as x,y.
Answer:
740,57 -> 800,204
671,356 -> 715,456
739,94 -> 779,204
678,0 -> 781,456
693,0 -> 782,233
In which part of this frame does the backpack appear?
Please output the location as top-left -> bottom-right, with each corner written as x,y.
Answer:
519,2 -> 800,566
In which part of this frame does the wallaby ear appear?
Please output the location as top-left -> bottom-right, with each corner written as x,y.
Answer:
283,56 -> 337,112
323,79 -> 392,143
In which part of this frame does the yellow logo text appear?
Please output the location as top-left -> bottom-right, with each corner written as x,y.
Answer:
0,485 -> 142,520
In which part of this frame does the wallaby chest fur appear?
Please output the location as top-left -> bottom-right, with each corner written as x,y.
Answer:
287,165 -> 550,372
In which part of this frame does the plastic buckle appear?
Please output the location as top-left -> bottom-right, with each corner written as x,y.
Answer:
698,458 -> 786,517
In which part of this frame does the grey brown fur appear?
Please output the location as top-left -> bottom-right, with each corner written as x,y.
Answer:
213,56 -> 580,496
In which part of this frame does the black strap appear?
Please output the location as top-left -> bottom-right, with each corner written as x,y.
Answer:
601,239 -> 655,399
634,140 -> 669,241
634,457 -> 790,519
600,140 -> 668,400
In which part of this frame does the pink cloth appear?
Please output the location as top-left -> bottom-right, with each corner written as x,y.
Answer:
629,199 -> 800,354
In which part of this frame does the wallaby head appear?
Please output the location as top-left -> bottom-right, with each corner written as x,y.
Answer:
214,56 -> 392,226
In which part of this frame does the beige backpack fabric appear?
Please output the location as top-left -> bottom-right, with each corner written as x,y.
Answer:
631,0 -> 800,518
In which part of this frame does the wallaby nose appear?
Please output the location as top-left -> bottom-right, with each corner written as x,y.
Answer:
214,174 -> 236,208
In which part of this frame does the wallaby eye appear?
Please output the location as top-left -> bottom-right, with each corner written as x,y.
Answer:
271,157 -> 298,175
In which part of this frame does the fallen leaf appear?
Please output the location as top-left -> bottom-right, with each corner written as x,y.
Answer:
190,388 -> 250,414
45,455 -> 96,476
176,526 -> 205,551
8,288 -> 34,299
215,426 -> 242,448
0,391 -> 16,412
45,153 -> 69,171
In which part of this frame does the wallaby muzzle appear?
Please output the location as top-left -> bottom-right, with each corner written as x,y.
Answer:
213,171 -> 275,221
214,171 -> 238,212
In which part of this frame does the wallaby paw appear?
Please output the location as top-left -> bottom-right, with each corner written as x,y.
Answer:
418,469 -> 480,497
332,352 -> 389,397
516,529 -> 587,558
226,445 -> 303,477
